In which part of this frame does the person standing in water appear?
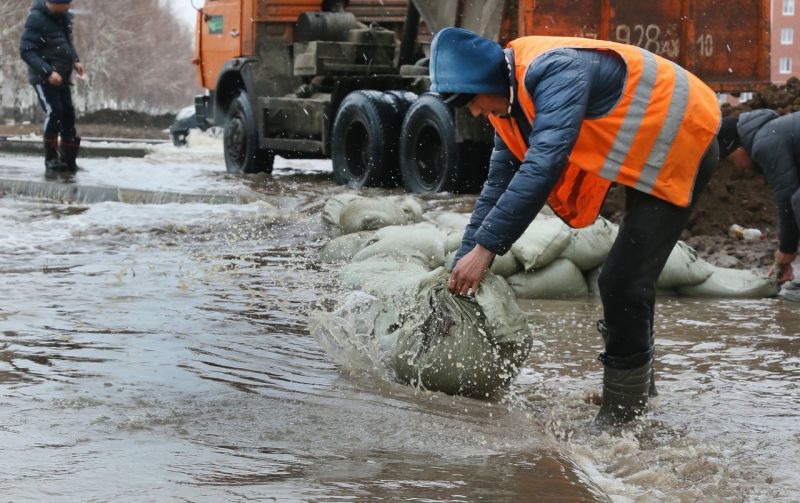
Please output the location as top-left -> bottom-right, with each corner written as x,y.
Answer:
20,0 -> 85,179
431,27 -> 721,425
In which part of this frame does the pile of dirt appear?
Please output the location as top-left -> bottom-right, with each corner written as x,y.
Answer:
79,109 -> 176,130
722,76 -> 800,117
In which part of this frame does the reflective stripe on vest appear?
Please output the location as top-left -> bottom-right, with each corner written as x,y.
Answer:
488,36 -> 721,228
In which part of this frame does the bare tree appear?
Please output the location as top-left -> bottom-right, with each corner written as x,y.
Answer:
1,0 -> 199,120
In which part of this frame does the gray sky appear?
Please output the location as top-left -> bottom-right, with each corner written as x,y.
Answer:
167,0 -> 204,29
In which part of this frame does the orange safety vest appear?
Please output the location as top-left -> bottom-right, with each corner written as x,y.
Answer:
488,37 -> 721,228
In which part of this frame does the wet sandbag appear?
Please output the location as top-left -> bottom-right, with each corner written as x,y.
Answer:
560,217 -> 617,272
657,241 -> 715,288
340,256 -> 432,295
676,266 -> 779,298
491,252 -> 523,278
386,195 -> 424,222
508,258 -> 588,299
380,269 -> 533,398
510,216 -> 571,271
339,197 -> 420,234
352,223 -> 446,269
434,212 -> 471,232
433,212 -> 471,253
319,231 -> 373,262
322,193 -> 360,233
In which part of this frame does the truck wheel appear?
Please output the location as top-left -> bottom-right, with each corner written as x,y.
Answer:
399,93 -> 462,193
331,90 -> 402,188
385,91 -> 418,116
224,92 -> 274,174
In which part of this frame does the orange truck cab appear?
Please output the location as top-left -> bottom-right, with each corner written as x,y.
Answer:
192,0 -> 770,193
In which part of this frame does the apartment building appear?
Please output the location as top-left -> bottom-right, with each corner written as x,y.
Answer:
773,0 -> 800,82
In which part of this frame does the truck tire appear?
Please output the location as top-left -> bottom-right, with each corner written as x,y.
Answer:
223,92 -> 274,174
385,91 -> 418,116
399,93 -> 462,193
331,90 -> 402,187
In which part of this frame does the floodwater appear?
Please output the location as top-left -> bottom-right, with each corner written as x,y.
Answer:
0,134 -> 797,502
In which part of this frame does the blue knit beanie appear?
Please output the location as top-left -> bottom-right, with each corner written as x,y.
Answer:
429,28 -> 508,98
49,0 -> 73,4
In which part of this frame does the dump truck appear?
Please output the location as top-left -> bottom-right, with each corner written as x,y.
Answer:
192,0 -> 770,193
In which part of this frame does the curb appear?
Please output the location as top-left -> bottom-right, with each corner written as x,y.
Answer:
0,138 -> 151,158
0,178 -> 246,205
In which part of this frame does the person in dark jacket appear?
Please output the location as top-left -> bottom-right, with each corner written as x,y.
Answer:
430,28 -> 721,425
19,0 -> 85,179
718,110 -> 799,284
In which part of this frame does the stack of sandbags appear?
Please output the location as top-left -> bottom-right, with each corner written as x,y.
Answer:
505,216 -> 586,299
319,194 -> 777,300
341,222 -> 447,294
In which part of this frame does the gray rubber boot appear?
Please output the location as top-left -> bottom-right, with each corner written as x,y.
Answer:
597,319 -> 657,397
595,358 -> 652,426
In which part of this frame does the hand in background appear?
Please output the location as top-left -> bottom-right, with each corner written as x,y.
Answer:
74,62 -> 85,78
47,71 -> 63,86
448,244 -> 495,297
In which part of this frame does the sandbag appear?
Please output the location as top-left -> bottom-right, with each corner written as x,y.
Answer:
378,269 -> 533,398
585,267 -> 602,296
560,217 -> 617,272
352,223 -> 446,269
779,279 -> 800,301
676,266 -> 779,298
322,193 -> 361,233
434,212 -> 471,253
340,256 -> 432,295
508,258 -> 588,299
443,230 -> 463,254
386,195 -> 424,222
510,216 -> 571,271
657,241 -> 715,288
433,212 -> 471,232
491,252 -> 523,278
319,231 -> 373,262
339,197 -> 419,234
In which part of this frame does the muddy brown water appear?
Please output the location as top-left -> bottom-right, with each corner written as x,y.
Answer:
0,142 -> 798,501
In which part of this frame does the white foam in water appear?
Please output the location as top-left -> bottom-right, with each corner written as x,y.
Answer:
0,199 -> 279,256
310,291 -> 390,376
1,130 -> 331,195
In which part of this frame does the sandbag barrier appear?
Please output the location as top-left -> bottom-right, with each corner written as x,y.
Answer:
319,193 -> 779,301
313,194 -> 778,399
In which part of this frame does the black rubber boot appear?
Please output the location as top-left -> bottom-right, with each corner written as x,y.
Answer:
44,136 -> 69,180
595,357 -> 653,426
60,136 -> 81,173
597,319 -> 657,397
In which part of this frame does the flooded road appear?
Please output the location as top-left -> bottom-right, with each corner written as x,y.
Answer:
0,136 -> 797,501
